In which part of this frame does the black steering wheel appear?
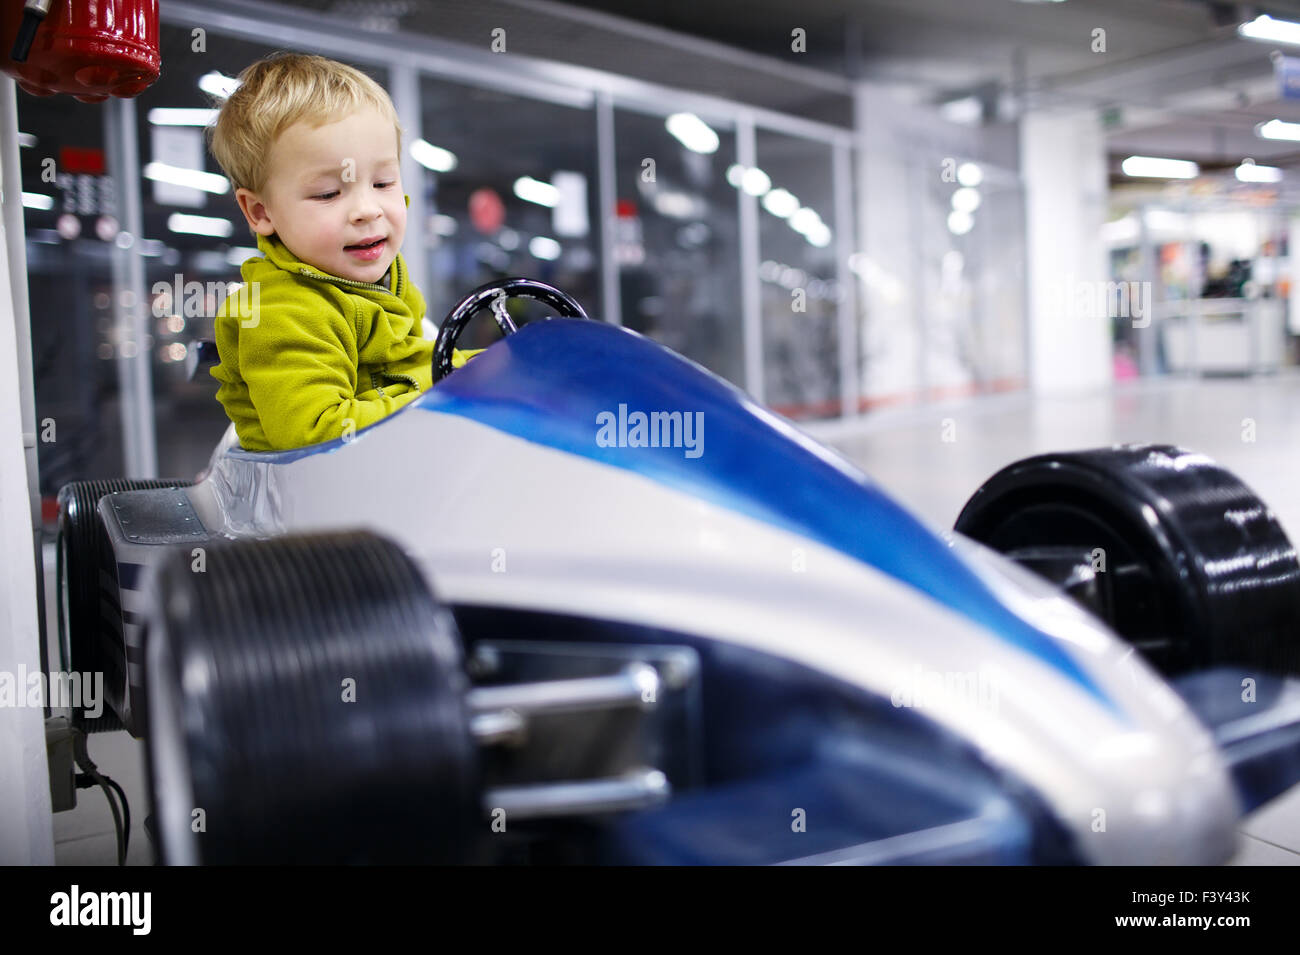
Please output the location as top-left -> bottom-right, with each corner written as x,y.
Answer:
432,277 -> 588,382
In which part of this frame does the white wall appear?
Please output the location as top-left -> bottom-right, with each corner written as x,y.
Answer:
1021,109 -> 1113,395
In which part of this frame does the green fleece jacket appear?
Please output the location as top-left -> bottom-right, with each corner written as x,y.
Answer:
211,230 -> 468,451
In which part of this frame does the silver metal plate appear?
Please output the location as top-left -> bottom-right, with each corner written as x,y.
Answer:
103,486 -> 209,544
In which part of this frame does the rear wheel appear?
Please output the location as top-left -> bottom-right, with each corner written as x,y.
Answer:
955,445 -> 1300,676
56,478 -> 190,732
142,530 -> 483,864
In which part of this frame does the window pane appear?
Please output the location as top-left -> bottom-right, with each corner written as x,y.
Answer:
613,108 -> 743,386
416,76 -> 599,345
19,94 -> 119,492
756,129 -> 839,419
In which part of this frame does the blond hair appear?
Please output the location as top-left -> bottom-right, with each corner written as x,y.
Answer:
207,52 -> 402,194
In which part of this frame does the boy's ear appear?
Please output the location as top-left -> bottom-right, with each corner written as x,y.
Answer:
234,187 -> 276,237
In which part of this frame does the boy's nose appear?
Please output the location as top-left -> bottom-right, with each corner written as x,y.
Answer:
350,198 -> 383,222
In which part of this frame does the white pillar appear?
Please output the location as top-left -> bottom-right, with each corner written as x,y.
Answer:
1021,109 -> 1112,395
0,79 -> 54,864
852,84 -> 921,406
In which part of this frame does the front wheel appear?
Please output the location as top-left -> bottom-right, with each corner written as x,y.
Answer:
955,445 -> 1300,677
143,530 -> 483,864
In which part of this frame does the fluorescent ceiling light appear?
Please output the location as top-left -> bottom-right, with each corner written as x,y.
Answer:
199,71 -> 240,99
1256,119 -> 1300,142
514,176 -> 559,207
410,139 -> 457,173
725,164 -> 772,196
148,108 -> 219,126
17,132 -> 35,148
144,161 -> 229,194
1120,155 -> 1199,179
761,188 -> 799,218
806,224 -> 832,248
167,213 -> 233,237
1239,14 -> 1300,45
653,190 -> 701,219
432,214 -> 458,236
22,192 -> 53,210
529,235 -> 561,260
789,207 -> 822,235
952,187 -> 981,213
665,113 -> 720,154
1236,160 -> 1282,183
957,162 -> 983,187
225,246 -> 259,266
947,210 -> 974,235
740,167 -> 771,196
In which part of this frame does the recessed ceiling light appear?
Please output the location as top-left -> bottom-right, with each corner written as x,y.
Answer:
1120,155 -> 1199,179
1239,14 -> 1300,45
1257,119 -> 1300,141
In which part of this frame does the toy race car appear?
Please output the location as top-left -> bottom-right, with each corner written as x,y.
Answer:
55,278 -> 1300,865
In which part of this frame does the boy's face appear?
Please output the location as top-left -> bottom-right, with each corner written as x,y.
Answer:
235,106 -> 406,285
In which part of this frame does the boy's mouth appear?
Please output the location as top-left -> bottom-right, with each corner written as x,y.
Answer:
345,236 -> 387,262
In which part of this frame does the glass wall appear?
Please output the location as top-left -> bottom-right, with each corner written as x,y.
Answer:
15,3 -> 998,501
916,156 -> 1027,399
416,75 -> 600,344
613,108 -> 743,386
755,129 -> 839,419
20,95 -> 119,492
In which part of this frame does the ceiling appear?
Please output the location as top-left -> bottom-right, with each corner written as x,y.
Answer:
106,0 -> 1300,177
267,0 -> 1300,170
552,0 -> 1300,167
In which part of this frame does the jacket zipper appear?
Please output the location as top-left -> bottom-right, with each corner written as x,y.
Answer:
296,265 -> 402,298
297,265 -> 418,392
383,370 -> 420,391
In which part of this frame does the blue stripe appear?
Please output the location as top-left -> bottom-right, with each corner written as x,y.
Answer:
422,319 -> 1120,714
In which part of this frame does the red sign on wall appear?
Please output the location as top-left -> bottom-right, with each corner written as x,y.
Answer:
60,146 -> 105,175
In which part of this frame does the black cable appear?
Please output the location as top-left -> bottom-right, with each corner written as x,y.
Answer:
71,729 -> 127,865
74,773 -> 124,866
102,776 -> 131,862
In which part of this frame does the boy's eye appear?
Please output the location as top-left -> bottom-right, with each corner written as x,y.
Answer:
311,190 -> 339,200
375,181 -> 395,189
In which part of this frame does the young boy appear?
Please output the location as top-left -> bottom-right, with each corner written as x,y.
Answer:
206,53 -> 475,451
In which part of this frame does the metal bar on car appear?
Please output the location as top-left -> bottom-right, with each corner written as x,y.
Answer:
466,663 -> 660,718
484,768 -> 670,820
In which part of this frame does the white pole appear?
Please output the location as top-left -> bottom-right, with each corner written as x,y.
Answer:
0,74 -> 55,864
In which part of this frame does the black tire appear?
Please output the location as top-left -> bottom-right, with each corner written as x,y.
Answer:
955,445 -> 1300,677
142,530 -> 482,864
56,478 -> 191,733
